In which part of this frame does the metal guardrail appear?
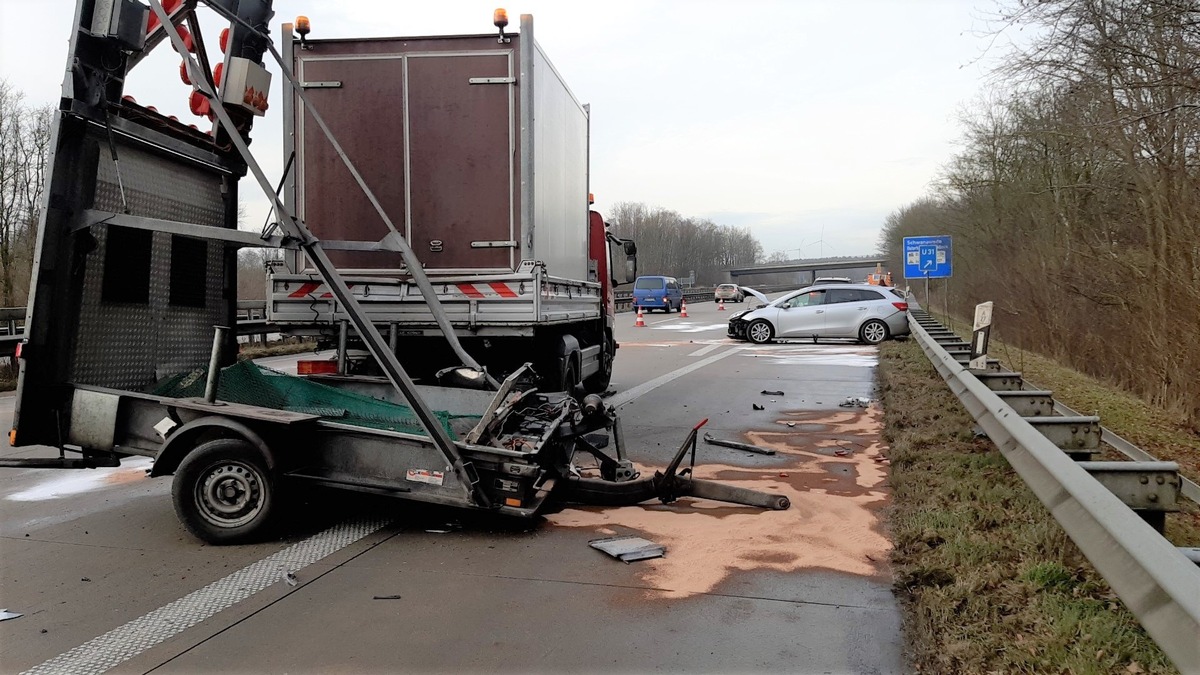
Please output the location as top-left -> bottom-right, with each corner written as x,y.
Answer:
908,309 -> 1200,671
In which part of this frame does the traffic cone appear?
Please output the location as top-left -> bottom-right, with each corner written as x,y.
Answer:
718,299 -> 726,311
680,299 -> 689,317
634,306 -> 646,327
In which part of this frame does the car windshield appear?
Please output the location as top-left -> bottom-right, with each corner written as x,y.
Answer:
718,284 -> 736,290
635,278 -> 664,290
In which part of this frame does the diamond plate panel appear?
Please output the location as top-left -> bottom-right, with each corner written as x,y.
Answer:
71,137 -> 231,390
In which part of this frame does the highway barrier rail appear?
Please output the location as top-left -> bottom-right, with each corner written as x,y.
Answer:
908,307 -> 1200,672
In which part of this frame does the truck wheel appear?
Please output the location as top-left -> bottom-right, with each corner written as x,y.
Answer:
172,438 -> 277,544
583,335 -> 614,394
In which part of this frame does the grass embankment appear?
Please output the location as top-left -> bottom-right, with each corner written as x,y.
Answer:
879,338 -> 1195,674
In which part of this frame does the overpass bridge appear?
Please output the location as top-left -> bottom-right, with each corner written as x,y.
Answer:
728,256 -> 888,285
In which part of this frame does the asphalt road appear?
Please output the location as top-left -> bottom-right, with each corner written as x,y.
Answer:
0,296 -> 905,674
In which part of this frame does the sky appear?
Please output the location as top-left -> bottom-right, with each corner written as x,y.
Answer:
0,0 -> 1005,259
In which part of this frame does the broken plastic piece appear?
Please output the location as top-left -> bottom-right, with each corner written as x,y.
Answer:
373,594 -> 403,600
589,535 -> 665,563
0,609 -> 22,621
761,390 -> 784,396
752,403 -> 765,411
284,572 -> 298,587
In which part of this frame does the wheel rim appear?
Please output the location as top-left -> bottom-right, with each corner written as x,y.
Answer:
194,460 -> 265,529
863,322 -> 886,343
749,322 -> 771,342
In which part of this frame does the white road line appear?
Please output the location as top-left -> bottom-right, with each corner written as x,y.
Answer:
23,518 -> 389,675
687,343 -> 723,358
608,347 -> 741,408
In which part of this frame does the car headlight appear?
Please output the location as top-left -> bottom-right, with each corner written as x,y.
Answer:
729,309 -> 752,320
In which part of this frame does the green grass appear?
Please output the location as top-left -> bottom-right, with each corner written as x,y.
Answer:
879,339 -> 1180,674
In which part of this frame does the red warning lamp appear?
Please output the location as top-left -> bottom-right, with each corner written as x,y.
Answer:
219,27 -> 229,52
212,62 -> 224,86
179,60 -> 191,85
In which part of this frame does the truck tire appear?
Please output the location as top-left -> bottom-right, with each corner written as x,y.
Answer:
172,438 -> 277,544
583,334 -> 614,394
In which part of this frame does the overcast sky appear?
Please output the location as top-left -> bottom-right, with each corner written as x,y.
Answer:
0,0 -> 1003,259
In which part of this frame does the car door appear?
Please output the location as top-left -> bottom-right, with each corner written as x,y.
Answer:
821,288 -> 871,336
775,289 -> 827,337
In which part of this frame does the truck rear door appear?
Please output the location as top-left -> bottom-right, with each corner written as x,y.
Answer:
295,40 -> 517,272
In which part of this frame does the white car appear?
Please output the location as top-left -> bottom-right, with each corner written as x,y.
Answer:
727,284 -> 910,345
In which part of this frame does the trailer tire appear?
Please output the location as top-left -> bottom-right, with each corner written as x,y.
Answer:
172,438 -> 277,545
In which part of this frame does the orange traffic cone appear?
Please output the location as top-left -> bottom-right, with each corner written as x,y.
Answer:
718,299 -> 726,311
680,299 -> 689,317
634,306 -> 646,327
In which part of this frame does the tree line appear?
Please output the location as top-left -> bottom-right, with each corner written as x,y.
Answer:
606,201 -> 763,286
879,0 -> 1200,429
0,81 -> 53,308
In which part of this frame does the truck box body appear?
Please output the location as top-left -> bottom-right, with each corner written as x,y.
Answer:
285,26 -> 589,279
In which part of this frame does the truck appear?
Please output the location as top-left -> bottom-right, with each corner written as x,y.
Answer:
266,10 -> 636,394
4,0 -> 787,545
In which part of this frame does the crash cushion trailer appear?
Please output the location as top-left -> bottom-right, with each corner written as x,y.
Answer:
268,14 -> 636,392
5,0 -> 785,544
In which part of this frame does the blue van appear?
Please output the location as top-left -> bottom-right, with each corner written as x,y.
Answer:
633,276 -> 683,312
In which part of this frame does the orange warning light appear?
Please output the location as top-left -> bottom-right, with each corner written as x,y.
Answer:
493,8 -> 509,28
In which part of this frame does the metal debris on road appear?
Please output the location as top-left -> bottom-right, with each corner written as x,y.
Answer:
703,433 -> 776,456
761,390 -> 785,396
373,595 -> 403,600
0,609 -> 22,621
589,535 -> 666,563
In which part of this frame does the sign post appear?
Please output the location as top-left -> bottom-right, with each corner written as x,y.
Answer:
969,301 -> 993,370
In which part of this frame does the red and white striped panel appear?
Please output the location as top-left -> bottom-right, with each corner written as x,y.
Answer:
285,281 -> 523,300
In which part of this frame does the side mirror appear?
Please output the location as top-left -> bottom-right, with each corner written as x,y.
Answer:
608,236 -> 638,286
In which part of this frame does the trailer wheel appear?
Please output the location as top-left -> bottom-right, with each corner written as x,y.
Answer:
172,438 -> 277,544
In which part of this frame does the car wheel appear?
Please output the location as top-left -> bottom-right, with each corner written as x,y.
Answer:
746,319 -> 774,344
173,438 -> 277,544
859,319 -> 889,345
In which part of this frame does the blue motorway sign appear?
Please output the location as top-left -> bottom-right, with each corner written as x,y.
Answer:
903,235 -> 952,279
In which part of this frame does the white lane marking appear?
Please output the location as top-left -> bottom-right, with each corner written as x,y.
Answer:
608,347 -> 741,408
650,322 -> 728,333
7,457 -> 154,501
23,518 -> 389,675
687,343 -> 723,358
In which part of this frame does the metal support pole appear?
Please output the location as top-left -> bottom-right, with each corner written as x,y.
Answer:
337,320 -> 348,375
204,325 -> 231,404
388,322 -> 398,354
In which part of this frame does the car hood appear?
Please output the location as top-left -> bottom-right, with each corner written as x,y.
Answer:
740,286 -> 770,304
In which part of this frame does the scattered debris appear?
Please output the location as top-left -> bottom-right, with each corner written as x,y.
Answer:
0,609 -> 22,622
284,572 -> 298,587
760,390 -> 784,396
589,535 -> 666,563
779,472 -> 789,478
425,528 -> 453,534
81,578 -> 91,583
838,397 -> 871,408
703,433 -> 775,456
373,594 -> 403,600
786,421 -> 796,428
834,449 -> 849,457
752,403 -> 765,411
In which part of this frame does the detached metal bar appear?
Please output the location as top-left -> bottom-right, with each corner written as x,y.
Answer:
909,313 -> 1200,671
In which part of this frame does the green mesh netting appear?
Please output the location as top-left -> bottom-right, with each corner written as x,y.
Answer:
152,361 -> 478,438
